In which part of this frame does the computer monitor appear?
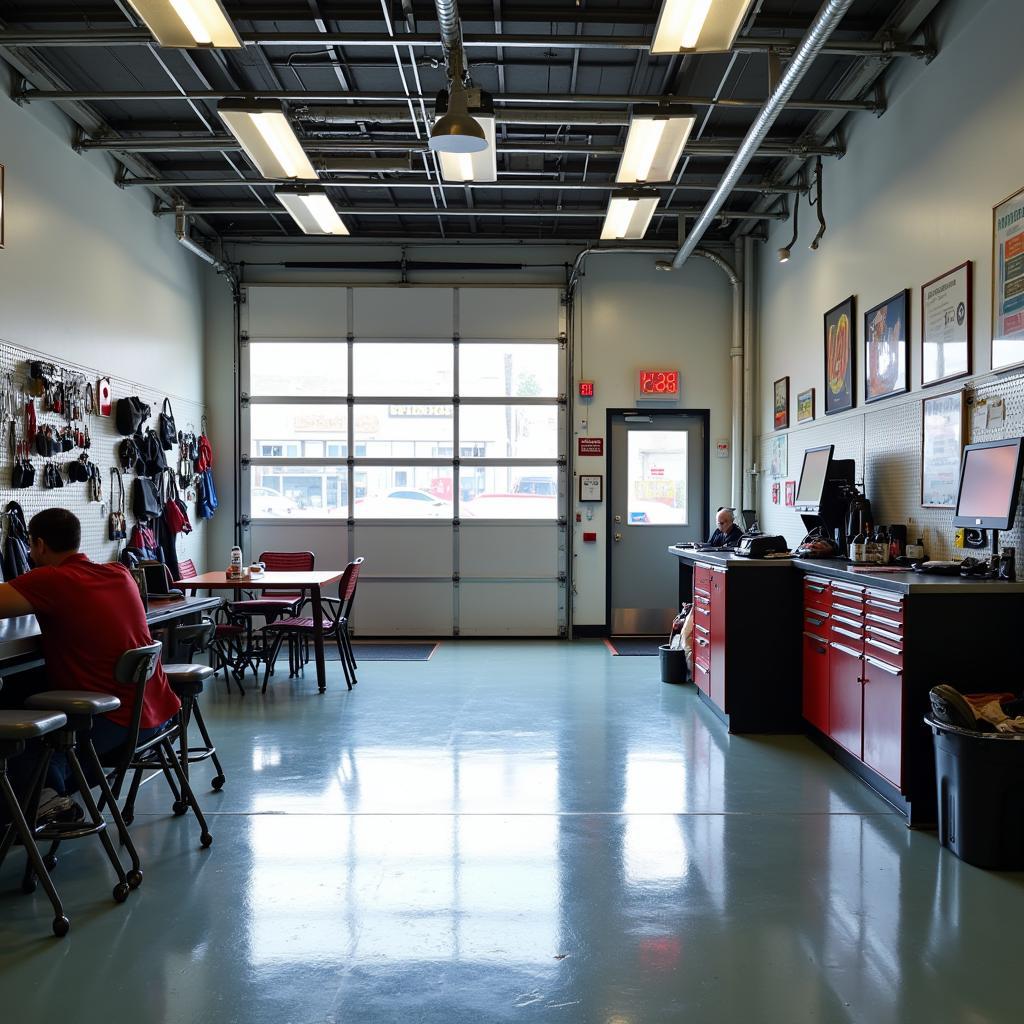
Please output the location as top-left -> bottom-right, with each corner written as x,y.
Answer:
953,437 -> 1024,530
795,445 -> 834,513
741,508 -> 758,531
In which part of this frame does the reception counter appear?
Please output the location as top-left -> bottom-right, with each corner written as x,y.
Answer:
669,546 -> 1024,825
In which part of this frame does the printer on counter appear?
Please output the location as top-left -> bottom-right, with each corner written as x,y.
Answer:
733,530 -> 790,558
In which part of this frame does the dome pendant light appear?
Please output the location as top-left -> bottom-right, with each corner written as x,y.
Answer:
429,86 -> 487,154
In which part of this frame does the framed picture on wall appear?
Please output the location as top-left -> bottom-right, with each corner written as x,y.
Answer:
773,376 -> 790,430
797,388 -> 815,422
992,186 -> 1024,372
824,296 -> 855,415
785,480 -> 796,506
769,434 -> 787,478
865,289 -> 910,403
921,262 -> 972,387
921,390 -> 965,508
578,474 -> 603,502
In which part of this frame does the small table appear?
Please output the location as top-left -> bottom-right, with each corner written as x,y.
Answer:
177,572 -> 344,693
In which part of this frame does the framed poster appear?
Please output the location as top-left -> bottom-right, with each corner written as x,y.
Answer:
824,296 -> 855,415
921,390 -> 965,508
773,376 -> 789,430
921,261 -> 972,387
769,434 -> 787,479
785,480 -> 796,506
865,289 -> 910,403
771,482 -> 780,504
578,474 -> 603,502
797,387 -> 815,423
992,186 -> 1024,371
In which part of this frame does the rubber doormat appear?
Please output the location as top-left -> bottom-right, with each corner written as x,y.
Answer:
324,642 -> 440,661
604,637 -> 663,657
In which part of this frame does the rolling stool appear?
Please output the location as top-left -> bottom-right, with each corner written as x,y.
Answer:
0,709 -> 72,937
165,621 -> 226,792
23,691 -> 143,900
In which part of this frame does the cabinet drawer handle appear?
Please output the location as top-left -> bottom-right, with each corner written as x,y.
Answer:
696,637 -> 709,648
805,584 -> 827,593
803,631 -> 829,646
829,641 -> 863,659
866,636 -> 901,655
865,613 -> 901,629
696,662 -> 708,675
832,584 -> 865,595
833,602 -> 863,616
832,615 -> 862,629
865,623 -> 902,642
832,626 -> 863,642
864,654 -> 902,676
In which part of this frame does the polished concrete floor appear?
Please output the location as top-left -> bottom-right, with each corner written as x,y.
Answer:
2,641 -> 1023,1023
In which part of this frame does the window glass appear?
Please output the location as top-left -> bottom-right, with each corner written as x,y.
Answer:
353,404 -> 453,454
250,405 -> 346,456
459,405 -> 559,460
354,468 -> 455,519
460,466 -> 558,520
627,430 -> 687,526
353,343 -> 453,396
249,342 -> 347,396
459,345 -> 558,398
251,467 -> 347,517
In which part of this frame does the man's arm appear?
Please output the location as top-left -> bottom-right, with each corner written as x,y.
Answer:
0,582 -> 35,619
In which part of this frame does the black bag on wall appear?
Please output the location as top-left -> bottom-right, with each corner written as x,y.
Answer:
116,396 -> 151,436
158,398 -> 177,451
132,476 -> 162,521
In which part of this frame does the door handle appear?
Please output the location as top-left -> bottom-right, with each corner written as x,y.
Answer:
614,532 -> 622,542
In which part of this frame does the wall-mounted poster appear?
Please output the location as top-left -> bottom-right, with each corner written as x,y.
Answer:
922,262 -> 972,387
785,480 -> 796,506
797,388 -> 815,422
865,289 -> 910,403
769,434 -> 787,479
824,296 -> 855,415
993,186 -> 1024,371
921,390 -> 965,508
771,482 -> 780,504
773,376 -> 789,430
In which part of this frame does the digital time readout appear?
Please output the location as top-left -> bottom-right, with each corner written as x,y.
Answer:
638,369 -> 679,395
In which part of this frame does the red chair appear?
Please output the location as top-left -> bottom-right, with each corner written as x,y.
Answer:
261,558 -> 364,693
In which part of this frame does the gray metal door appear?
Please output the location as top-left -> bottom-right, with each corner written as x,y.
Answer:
609,411 -> 706,635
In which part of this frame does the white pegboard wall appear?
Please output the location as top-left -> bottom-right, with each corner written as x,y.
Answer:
757,366 -> 1024,560
0,337 -> 208,570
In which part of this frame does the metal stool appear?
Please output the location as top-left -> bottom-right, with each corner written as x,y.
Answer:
0,709 -> 72,937
165,621 -> 226,792
23,691 -> 143,899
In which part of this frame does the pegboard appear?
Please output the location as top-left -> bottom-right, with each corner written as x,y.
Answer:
757,366 -> 1024,560
0,336 -> 208,571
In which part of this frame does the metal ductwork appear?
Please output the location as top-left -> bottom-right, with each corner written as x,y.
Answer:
668,0 -> 856,270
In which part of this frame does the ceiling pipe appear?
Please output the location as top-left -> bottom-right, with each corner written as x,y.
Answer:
667,0 -> 856,271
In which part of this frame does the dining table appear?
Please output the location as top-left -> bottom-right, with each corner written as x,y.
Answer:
177,571 -> 344,693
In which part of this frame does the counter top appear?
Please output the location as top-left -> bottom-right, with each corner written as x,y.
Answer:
668,546 -> 1024,594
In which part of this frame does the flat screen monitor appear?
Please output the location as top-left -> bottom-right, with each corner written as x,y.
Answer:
795,445 -> 834,513
953,437 -> 1024,530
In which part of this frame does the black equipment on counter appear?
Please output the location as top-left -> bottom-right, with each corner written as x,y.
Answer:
734,533 -> 789,558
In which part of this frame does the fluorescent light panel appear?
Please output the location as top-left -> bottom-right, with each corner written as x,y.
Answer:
126,0 -> 242,48
437,115 -> 497,182
651,0 -> 755,54
600,195 -> 660,240
616,114 -> 695,184
218,104 -> 318,180
277,190 -> 349,235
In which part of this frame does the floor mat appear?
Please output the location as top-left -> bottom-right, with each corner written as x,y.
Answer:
323,642 -> 440,662
604,637 -> 664,657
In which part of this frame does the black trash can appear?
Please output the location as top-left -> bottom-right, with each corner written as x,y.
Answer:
659,644 -> 689,685
926,716 -> 1024,870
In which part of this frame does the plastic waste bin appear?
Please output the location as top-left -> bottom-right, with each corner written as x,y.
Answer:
926,716 -> 1024,870
659,645 -> 689,685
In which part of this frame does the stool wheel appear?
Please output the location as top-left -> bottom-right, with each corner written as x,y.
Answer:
201,832 -> 213,848
127,869 -> 143,889
113,882 -> 130,904
172,800 -> 188,816
43,853 -> 57,871
212,775 -> 225,791
52,915 -> 70,938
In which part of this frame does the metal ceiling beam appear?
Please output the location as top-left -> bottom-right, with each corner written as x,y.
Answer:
18,88 -> 881,113
0,29 -> 934,58
158,204 -> 787,220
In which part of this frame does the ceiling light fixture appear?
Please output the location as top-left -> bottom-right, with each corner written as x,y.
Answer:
616,110 -> 696,184
434,89 -> 496,181
600,192 -> 660,241
429,86 -> 487,155
651,0 -> 756,54
217,101 -> 318,180
276,186 -> 349,235
126,0 -> 242,48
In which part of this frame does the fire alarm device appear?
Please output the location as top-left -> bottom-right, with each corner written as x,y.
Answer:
578,380 -> 595,398
636,368 -> 680,401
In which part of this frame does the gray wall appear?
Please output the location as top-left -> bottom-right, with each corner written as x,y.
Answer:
756,0 -> 1024,557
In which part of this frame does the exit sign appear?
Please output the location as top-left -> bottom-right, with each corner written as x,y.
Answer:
636,368 -> 680,401
578,380 -> 595,398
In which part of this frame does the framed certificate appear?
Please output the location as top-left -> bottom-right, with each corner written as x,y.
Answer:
921,261 -> 971,387
578,474 -> 603,502
921,390 -> 965,508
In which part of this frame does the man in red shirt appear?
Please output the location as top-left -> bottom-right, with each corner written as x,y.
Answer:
0,508 -> 180,817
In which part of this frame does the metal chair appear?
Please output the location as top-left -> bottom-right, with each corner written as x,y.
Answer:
0,709 -> 72,937
164,621 -> 226,791
99,643 -> 213,849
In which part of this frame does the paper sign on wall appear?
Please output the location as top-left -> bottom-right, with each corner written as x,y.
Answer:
578,437 -> 604,457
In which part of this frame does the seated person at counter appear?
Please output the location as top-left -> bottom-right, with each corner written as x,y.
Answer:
0,508 -> 179,821
708,507 -> 743,547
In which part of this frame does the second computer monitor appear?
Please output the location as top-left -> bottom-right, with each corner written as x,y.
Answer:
795,444 -> 834,514
953,437 -> 1024,531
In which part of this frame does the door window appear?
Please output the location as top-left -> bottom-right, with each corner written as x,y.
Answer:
627,430 -> 688,526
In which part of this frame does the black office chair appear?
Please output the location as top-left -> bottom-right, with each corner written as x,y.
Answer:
99,643 -> 213,849
0,709 -> 72,937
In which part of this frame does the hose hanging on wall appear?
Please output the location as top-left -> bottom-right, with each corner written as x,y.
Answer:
778,188 -> 800,263
809,156 -> 827,250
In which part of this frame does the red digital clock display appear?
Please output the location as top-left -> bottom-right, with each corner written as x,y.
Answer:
638,369 -> 679,396
578,380 -> 595,398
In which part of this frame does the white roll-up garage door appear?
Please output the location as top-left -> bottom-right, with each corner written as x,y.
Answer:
239,285 -> 566,637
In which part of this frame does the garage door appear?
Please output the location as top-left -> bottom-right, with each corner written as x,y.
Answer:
239,285 -> 567,636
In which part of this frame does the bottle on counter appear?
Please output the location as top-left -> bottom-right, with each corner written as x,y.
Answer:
850,530 -> 866,563
906,536 -> 925,561
228,545 -> 244,579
